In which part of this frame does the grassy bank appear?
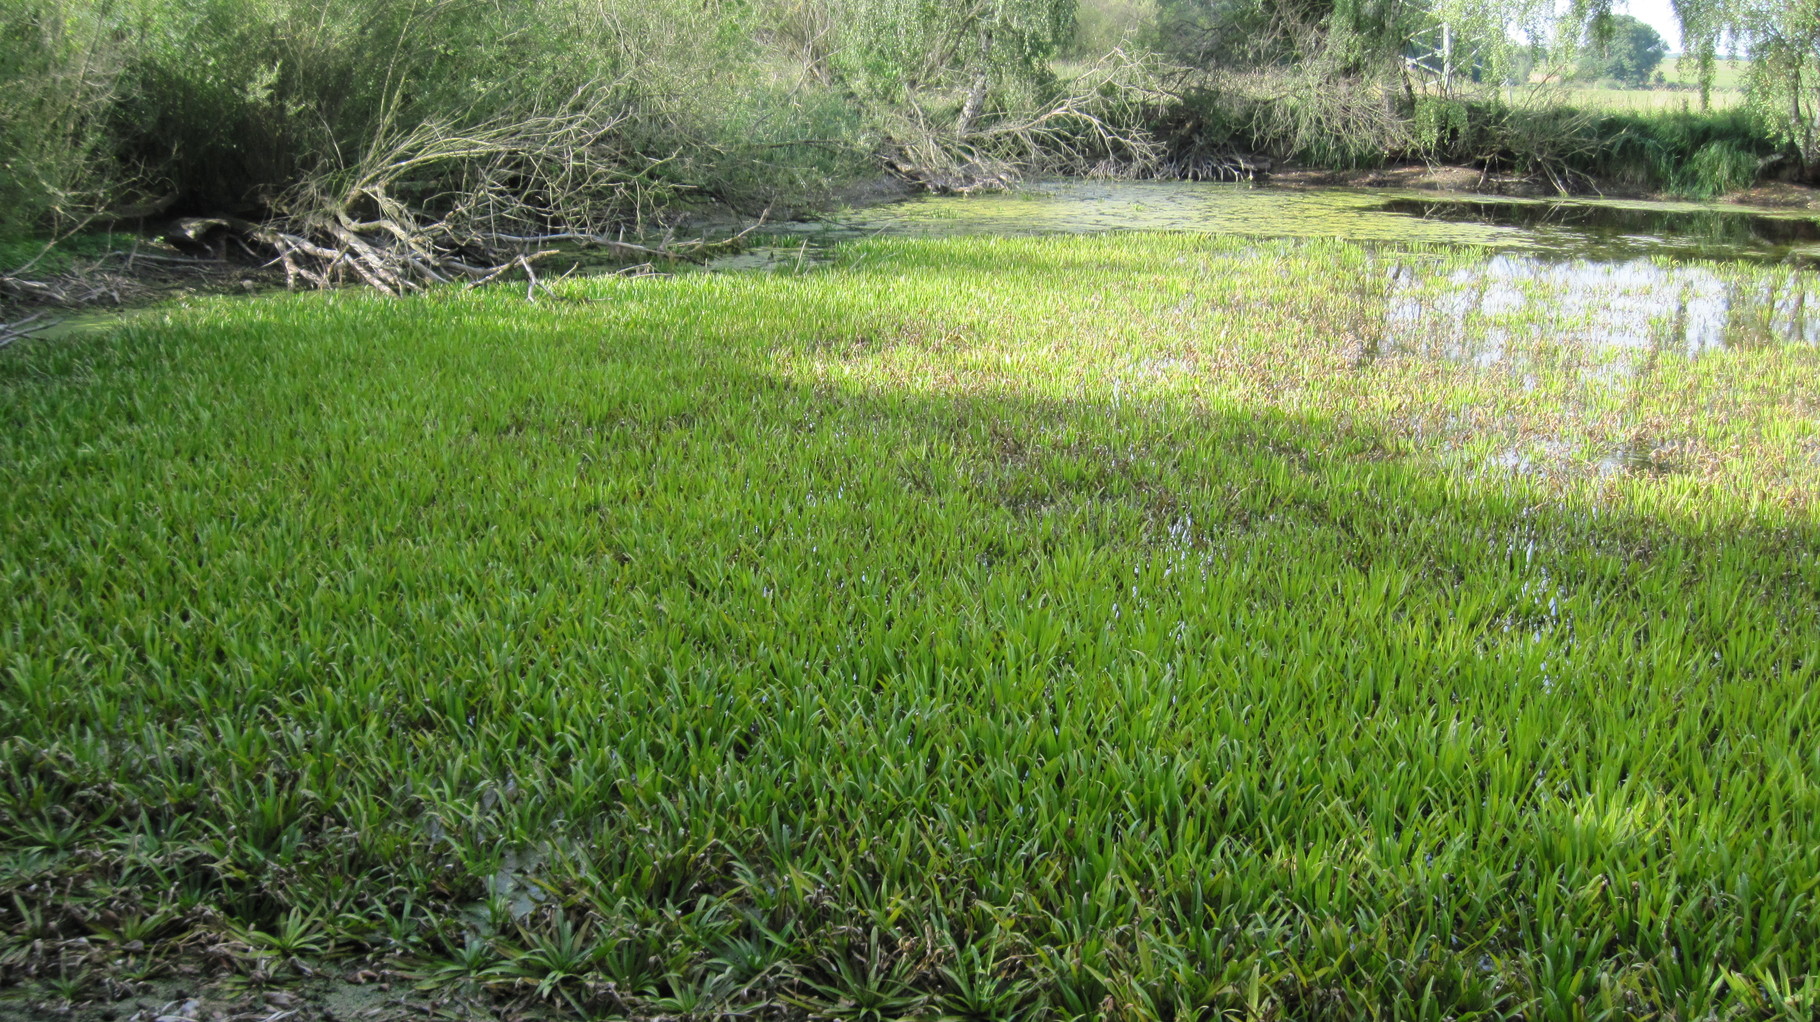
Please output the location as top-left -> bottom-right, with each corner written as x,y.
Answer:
1160,83 -> 1779,198
4,234 -> 1820,1018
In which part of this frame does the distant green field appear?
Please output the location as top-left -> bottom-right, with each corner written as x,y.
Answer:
1553,84 -> 1742,111
1542,55 -> 1747,113
1661,55 -> 1749,91
4,235 -> 1820,1018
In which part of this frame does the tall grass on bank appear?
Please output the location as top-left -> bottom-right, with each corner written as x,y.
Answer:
1401,95 -> 1774,197
4,235 -> 1820,1018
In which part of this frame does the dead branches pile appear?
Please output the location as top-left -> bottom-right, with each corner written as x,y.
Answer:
884,48 -> 1169,193
161,89 -> 754,298
1159,64 -> 1414,171
0,91 -> 762,330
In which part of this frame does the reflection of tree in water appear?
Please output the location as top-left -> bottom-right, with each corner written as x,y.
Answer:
1377,254 -> 1816,373
1723,275 -> 1819,350
1364,254 -> 1820,478
1380,198 -> 1820,259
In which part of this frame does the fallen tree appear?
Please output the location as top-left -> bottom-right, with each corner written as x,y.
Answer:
0,313 -> 52,349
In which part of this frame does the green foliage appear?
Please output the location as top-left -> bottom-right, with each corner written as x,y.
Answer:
0,0 -> 875,243
0,232 -> 137,277
1680,138 -> 1760,197
1156,85 -> 1774,193
1159,74 -> 1413,169
819,0 -> 1072,97
1735,17 -> 1820,168
1583,0 -> 1820,170
1573,14 -> 1668,86
1583,106 -> 1775,194
0,1 -> 120,239
1411,94 -> 1470,157
5,233 -> 1820,1016
116,0 -> 873,216
1065,0 -> 1156,56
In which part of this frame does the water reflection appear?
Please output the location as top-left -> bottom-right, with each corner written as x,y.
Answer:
1349,253 -> 1820,479
1379,254 -> 1819,365
1381,197 -> 1820,260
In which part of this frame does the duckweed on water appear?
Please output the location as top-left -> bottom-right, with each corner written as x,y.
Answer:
762,181 -> 1820,268
3,234 -> 1820,1019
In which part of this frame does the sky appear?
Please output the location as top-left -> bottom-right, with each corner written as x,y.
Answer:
1613,0 -> 1684,51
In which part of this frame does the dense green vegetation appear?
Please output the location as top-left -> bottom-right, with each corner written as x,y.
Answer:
0,0 -> 876,248
1,0 -> 1815,1013
1570,15 -> 1668,87
5,234 -> 1820,1017
1641,0 -> 1820,168
0,0 -> 1798,268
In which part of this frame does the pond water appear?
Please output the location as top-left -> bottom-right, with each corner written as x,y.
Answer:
720,180 -> 1820,366
718,180 -> 1820,482
722,179 -> 1820,267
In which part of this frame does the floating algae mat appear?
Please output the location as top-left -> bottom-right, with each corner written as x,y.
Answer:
726,179 -> 1820,267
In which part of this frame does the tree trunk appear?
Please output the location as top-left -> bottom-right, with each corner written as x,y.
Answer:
954,28 -> 994,137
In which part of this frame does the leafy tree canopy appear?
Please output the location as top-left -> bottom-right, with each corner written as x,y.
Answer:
1574,13 -> 1667,84
1576,0 -> 1820,170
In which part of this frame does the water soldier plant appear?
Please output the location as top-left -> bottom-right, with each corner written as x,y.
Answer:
3,233 -> 1818,1018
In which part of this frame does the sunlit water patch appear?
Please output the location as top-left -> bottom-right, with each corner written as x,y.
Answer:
1379,254 -> 1820,367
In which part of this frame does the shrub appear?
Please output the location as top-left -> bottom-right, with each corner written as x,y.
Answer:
0,0 -> 875,245
1679,139 -> 1759,198
0,1 -> 120,240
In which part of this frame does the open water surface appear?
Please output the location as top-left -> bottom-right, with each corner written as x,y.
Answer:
720,180 -> 1820,364
715,179 -> 1820,480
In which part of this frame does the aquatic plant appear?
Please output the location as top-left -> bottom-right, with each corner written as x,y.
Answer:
2,234 -> 1818,1018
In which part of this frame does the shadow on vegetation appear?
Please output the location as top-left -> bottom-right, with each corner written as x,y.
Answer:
2,237 -> 1819,1018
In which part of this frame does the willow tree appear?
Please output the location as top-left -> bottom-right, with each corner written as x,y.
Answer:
834,0 -> 1075,119
1151,0 -> 1546,165
1578,0 -> 1820,174
1698,0 -> 1820,171
830,0 -> 1162,184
